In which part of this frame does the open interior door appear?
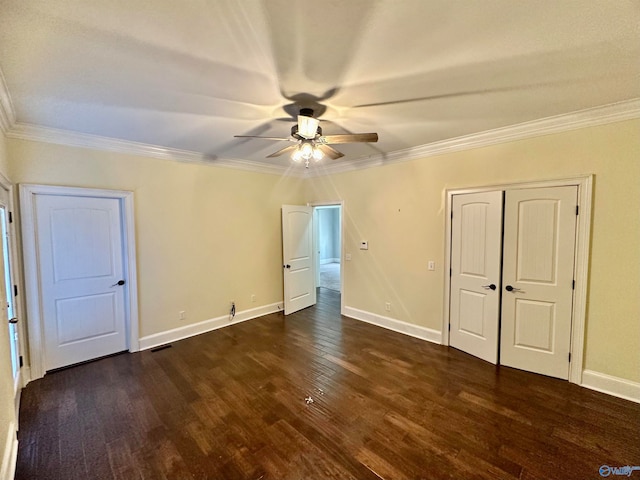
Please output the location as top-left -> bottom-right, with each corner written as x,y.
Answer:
282,205 -> 316,315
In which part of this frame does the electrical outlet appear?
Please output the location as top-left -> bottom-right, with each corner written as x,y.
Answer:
345,253 -> 352,261
385,302 -> 391,312
251,294 -> 256,303
179,310 -> 186,320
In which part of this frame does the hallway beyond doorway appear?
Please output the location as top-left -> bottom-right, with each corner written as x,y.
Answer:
319,262 -> 340,291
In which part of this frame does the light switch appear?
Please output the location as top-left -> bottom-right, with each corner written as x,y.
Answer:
345,253 -> 352,261
428,261 -> 435,271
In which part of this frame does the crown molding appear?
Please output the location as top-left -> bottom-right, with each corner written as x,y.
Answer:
309,98 -> 640,177
3,95 -> 639,178
6,122 -> 295,176
0,68 -> 16,134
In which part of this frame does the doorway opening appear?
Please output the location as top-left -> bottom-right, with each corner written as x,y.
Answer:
314,205 -> 342,294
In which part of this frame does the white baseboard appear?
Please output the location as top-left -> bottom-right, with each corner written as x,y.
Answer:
343,306 -> 442,344
0,421 -> 17,480
320,258 -> 340,265
581,370 -> 640,404
139,301 -> 284,351
21,367 -> 31,388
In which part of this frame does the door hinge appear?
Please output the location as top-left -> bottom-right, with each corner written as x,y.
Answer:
572,279 -> 575,290
8,212 -> 12,223
576,205 -> 579,215
19,356 -> 23,368
568,352 -> 571,363
451,210 -> 453,219
448,323 -> 451,332
13,285 -> 17,297
449,268 -> 452,277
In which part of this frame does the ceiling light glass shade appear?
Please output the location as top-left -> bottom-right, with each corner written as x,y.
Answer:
297,115 -> 320,139
300,142 -> 313,159
312,147 -> 323,161
292,149 -> 303,162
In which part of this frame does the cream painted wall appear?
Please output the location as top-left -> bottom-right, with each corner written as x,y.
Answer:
4,120 -> 639,387
7,138 -> 306,339
306,119 -> 640,383
0,131 -> 16,469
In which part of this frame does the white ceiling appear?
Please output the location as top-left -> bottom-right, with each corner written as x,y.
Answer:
1,0 -> 639,170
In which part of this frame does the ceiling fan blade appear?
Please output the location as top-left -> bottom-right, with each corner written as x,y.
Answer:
317,144 -> 344,160
319,133 -> 378,144
266,145 -> 298,158
234,135 -> 292,141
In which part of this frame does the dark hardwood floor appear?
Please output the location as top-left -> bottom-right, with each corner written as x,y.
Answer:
16,288 -> 640,479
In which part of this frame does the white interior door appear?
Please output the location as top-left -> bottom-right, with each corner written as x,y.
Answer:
35,194 -> 129,371
0,207 -> 19,385
282,205 -> 316,315
449,191 -> 503,364
500,186 -> 578,379
0,185 -> 21,411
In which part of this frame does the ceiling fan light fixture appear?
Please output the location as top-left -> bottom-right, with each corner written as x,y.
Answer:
235,106 -> 377,165
297,115 -> 320,139
291,149 -> 303,162
300,142 -> 314,159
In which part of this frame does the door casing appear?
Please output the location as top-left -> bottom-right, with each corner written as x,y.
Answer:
443,176 -> 592,385
20,184 -> 140,380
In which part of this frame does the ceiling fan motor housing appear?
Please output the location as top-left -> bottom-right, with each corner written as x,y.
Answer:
291,124 -> 322,140
299,107 -> 314,118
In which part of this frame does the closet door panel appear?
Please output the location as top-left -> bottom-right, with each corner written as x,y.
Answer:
449,191 -> 503,364
501,186 -> 578,379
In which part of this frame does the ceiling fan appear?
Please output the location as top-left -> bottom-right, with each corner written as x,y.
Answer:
234,108 -> 378,167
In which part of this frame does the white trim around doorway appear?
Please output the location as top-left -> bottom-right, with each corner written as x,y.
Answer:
442,175 -> 593,385
19,184 -> 140,380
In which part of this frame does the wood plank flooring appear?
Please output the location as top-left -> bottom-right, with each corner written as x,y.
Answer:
16,288 -> 640,479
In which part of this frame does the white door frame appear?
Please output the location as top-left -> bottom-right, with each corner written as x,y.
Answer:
442,175 -> 592,385
310,201 -> 345,315
19,184 -> 140,380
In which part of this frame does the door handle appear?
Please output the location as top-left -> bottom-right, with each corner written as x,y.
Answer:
481,284 -> 497,290
283,264 -> 291,269
8,317 -> 17,324
111,280 -> 126,287
505,285 -> 523,292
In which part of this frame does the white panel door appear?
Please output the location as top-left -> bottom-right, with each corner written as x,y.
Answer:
35,195 -> 128,370
449,191 -> 503,364
0,185 -> 20,396
0,207 -> 19,384
282,205 -> 316,315
501,186 -> 577,379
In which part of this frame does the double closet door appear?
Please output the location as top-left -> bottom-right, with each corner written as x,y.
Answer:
449,186 -> 578,380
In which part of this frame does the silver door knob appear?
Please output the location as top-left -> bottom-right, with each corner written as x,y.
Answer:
8,317 -> 18,324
